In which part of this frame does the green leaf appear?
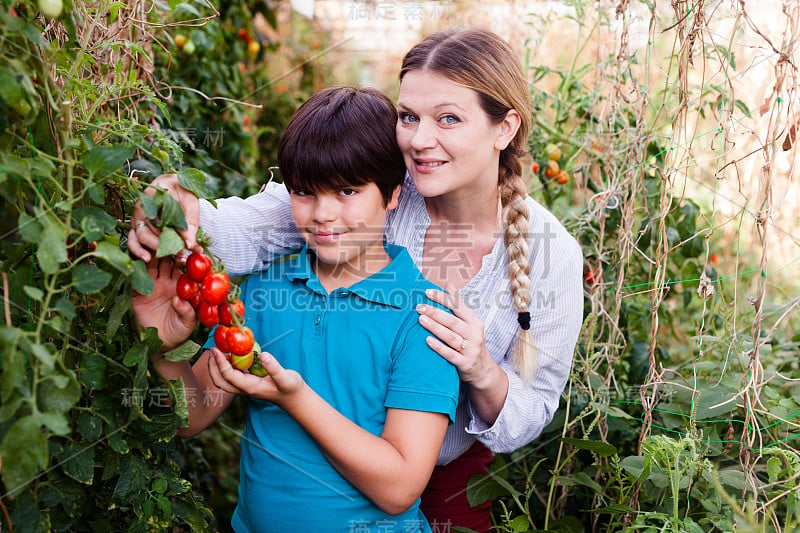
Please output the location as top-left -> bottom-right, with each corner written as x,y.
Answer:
36,208 -> 68,274
60,443 -> 95,484
73,264 -> 113,293
54,296 -> 76,320
163,340 -> 201,362
81,143 -> 135,179
588,504 -> 637,514
78,412 -> 103,441
79,353 -> 108,390
156,226 -> 185,258
0,415 -> 49,496
508,515 -> 530,532
139,191 -> 159,219
767,456 -> 782,484
105,292 -> 131,339
161,193 -> 187,230
112,454 -> 149,503
177,167 -> 215,202
131,259 -> 154,295
717,468 -> 746,490
93,239 -> 133,275
559,471 -> 603,494
561,437 -> 617,457
17,212 -> 42,243
23,285 -> 44,301
123,342 -> 149,367
620,455 -> 647,480
75,206 -> 118,241
37,411 -> 70,436
39,373 -> 81,413
28,341 -> 55,371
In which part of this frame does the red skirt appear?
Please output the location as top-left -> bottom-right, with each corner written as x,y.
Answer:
420,441 -> 494,532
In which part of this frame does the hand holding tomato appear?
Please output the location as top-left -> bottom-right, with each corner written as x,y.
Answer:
132,258 -> 197,352
208,350 -> 305,404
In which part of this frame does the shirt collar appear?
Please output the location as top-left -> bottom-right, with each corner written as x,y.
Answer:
283,243 -> 423,309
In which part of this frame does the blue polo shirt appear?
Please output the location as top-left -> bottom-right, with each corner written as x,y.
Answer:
223,243 -> 459,532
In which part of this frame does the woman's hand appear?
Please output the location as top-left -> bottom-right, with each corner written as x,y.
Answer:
208,350 -> 306,407
132,257 -> 197,352
416,286 -> 509,424
128,174 -> 201,262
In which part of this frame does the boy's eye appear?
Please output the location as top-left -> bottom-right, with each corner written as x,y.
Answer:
291,189 -> 313,197
398,112 -> 418,124
339,188 -> 358,197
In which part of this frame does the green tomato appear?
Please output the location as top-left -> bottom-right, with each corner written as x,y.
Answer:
182,39 -> 196,55
249,342 -> 268,377
38,0 -> 63,18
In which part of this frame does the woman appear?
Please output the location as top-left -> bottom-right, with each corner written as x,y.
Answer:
128,27 -> 584,532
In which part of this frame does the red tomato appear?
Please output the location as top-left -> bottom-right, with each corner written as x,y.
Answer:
226,326 -> 254,356
188,291 -> 203,310
219,299 -> 245,327
214,325 -> 230,352
231,351 -> 253,371
176,273 -> 199,301
186,253 -> 213,282
200,272 -> 230,305
198,302 -> 220,327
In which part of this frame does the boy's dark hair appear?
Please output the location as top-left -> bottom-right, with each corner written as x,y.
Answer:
278,86 -> 406,206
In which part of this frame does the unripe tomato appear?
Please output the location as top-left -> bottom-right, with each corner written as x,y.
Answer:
176,273 -> 200,301
544,160 -> 559,179
227,326 -> 255,356
231,351 -> 253,371
548,146 -> 562,161
39,0 -> 63,18
186,252 -> 213,282
200,272 -> 230,305
247,40 -> 260,58
249,342 -> 267,376
198,302 -> 220,327
182,39 -> 196,55
214,325 -> 230,352
174,34 -> 188,49
219,299 -> 245,327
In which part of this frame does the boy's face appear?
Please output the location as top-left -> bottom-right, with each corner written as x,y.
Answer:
289,182 -> 401,281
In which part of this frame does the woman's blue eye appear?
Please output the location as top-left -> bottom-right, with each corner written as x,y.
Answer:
442,115 -> 460,125
399,112 -> 418,123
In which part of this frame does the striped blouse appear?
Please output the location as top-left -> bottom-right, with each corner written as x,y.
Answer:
198,173 -> 584,464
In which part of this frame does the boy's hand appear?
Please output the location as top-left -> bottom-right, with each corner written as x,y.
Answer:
132,257 -> 197,352
208,350 -> 305,406
128,174 -> 201,262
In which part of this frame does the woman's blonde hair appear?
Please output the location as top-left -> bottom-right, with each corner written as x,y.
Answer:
400,27 -> 537,381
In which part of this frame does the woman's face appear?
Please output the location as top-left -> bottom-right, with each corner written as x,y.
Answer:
395,71 -> 518,200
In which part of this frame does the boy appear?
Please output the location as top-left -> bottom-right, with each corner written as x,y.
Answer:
133,86 -> 459,532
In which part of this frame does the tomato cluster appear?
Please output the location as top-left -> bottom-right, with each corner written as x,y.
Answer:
176,252 -> 260,372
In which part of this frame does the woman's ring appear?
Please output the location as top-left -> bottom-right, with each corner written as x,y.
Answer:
134,221 -> 146,230
460,338 -> 467,351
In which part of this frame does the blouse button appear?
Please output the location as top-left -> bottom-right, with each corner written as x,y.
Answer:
313,315 -> 321,325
